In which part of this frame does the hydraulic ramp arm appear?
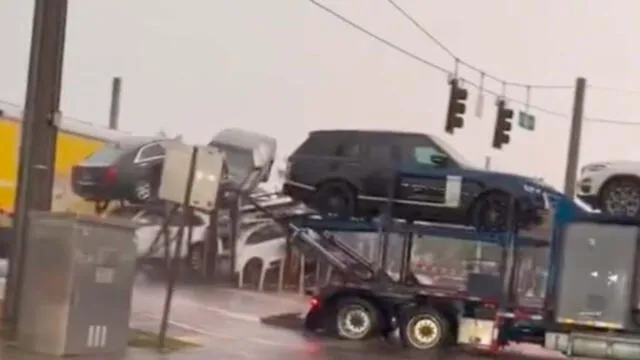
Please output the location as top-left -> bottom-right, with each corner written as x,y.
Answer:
238,196 -> 377,281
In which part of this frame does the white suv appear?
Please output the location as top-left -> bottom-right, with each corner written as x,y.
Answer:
577,161 -> 640,216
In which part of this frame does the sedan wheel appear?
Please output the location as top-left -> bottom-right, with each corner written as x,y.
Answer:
132,180 -> 153,203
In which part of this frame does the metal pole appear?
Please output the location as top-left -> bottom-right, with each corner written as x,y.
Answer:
202,209 -> 218,278
229,198 -> 240,281
158,147 -> 198,349
3,0 -> 68,334
108,77 -> 122,130
563,77 -> 587,197
474,156 -> 491,271
500,195 -> 518,308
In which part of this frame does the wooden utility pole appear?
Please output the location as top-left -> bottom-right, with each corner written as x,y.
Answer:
3,0 -> 68,336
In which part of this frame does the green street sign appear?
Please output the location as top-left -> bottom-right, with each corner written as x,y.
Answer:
518,111 -> 535,130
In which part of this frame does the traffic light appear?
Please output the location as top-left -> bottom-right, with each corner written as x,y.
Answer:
444,78 -> 468,134
492,99 -> 514,149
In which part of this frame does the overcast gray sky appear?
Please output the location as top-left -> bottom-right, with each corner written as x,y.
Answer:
1,0 -> 640,188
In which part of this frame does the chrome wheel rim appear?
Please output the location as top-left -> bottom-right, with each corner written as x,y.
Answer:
135,182 -> 152,200
337,306 -> 371,339
605,185 -> 640,216
406,315 -> 441,349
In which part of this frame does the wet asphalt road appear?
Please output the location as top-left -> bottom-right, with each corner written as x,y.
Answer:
128,274 -> 562,360
0,267 -> 562,359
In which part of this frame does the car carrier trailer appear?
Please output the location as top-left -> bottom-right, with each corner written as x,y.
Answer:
271,194 -> 640,359
240,169 -> 640,359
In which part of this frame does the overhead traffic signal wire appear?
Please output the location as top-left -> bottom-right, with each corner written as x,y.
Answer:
308,0 -> 569,119
307,0 -> 449,74
309,0 -> 640,126
385,0 -> 574,90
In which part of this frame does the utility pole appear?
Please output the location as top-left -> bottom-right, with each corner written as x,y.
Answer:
3,0 -> 68,336
108,77 -> 122,130
563,77 -> 587,197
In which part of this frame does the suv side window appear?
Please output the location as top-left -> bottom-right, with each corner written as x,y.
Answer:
413,146 -> 442,166
367,143 -> 400,163
401,136 -> 448,168
135,142 -> 165,163
335,142 -> 360,158
245,224 -> 285,245
295,135 -> 330,155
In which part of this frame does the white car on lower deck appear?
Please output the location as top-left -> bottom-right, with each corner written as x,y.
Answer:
577,161 -> 640,216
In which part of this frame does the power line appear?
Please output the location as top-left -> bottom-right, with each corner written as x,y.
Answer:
309,1 -> 640,126
584,117 -> 640,126
308,0 -> 569,118
587,85 -> 640,95
308,0 -> 449,73
386,0 -> 574,90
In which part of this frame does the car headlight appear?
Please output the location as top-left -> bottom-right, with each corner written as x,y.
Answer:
581,163 -> 608,174
523,184 -> 543,194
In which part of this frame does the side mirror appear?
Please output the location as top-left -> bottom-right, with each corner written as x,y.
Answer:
430,154 -> 448,166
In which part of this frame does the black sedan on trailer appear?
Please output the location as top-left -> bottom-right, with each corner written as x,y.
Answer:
71,137 -> 167,205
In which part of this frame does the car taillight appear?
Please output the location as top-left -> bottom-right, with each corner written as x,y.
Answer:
309,296 -> 319,308
104,166 -> 118,184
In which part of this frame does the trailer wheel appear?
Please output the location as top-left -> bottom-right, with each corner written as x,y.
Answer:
399,306 -> 450,350
333,297 -> 380,341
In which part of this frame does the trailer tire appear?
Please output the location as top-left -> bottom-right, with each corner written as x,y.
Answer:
332,297 -> 380,341
399,306 -> 450,350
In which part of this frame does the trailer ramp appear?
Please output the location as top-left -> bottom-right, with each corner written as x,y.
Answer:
289,227 -> 376,281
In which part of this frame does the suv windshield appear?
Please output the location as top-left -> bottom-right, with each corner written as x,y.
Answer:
82,145 -> 126,165
214,145 -> 254,183
430,135 -> 476,169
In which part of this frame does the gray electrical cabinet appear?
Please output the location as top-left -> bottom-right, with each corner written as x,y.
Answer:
16,211 -> 137,356
554,222 -> 639,330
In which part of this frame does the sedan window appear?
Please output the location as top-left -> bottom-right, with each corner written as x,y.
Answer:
135,142 -> 165,163
245,224 -> 285,245
82,145 -> 126,165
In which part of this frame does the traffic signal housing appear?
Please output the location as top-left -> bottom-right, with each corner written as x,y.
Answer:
492,99 -> 514,149
444,78 -> 468,134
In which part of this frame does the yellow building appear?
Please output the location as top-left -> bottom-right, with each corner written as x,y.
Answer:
0,112 -> 130,223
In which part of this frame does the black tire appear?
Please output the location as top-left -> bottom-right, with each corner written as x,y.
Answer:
129,179 -> 155,204
399,306 -> 450,350
599,177 -> 640,217
313,182 -> 356,217
471,191 -> 511,232
94,200 -> 110,215
243,258 -> 263,288
187,242 -> 205,272
331,297 -> 380,341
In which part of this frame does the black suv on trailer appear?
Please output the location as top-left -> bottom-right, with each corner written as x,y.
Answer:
282,130 -> 556,231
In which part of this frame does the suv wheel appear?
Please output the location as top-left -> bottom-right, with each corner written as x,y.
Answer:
600,177 -> 640,217
313,182 -> 356,217
472,191 -> 511,231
